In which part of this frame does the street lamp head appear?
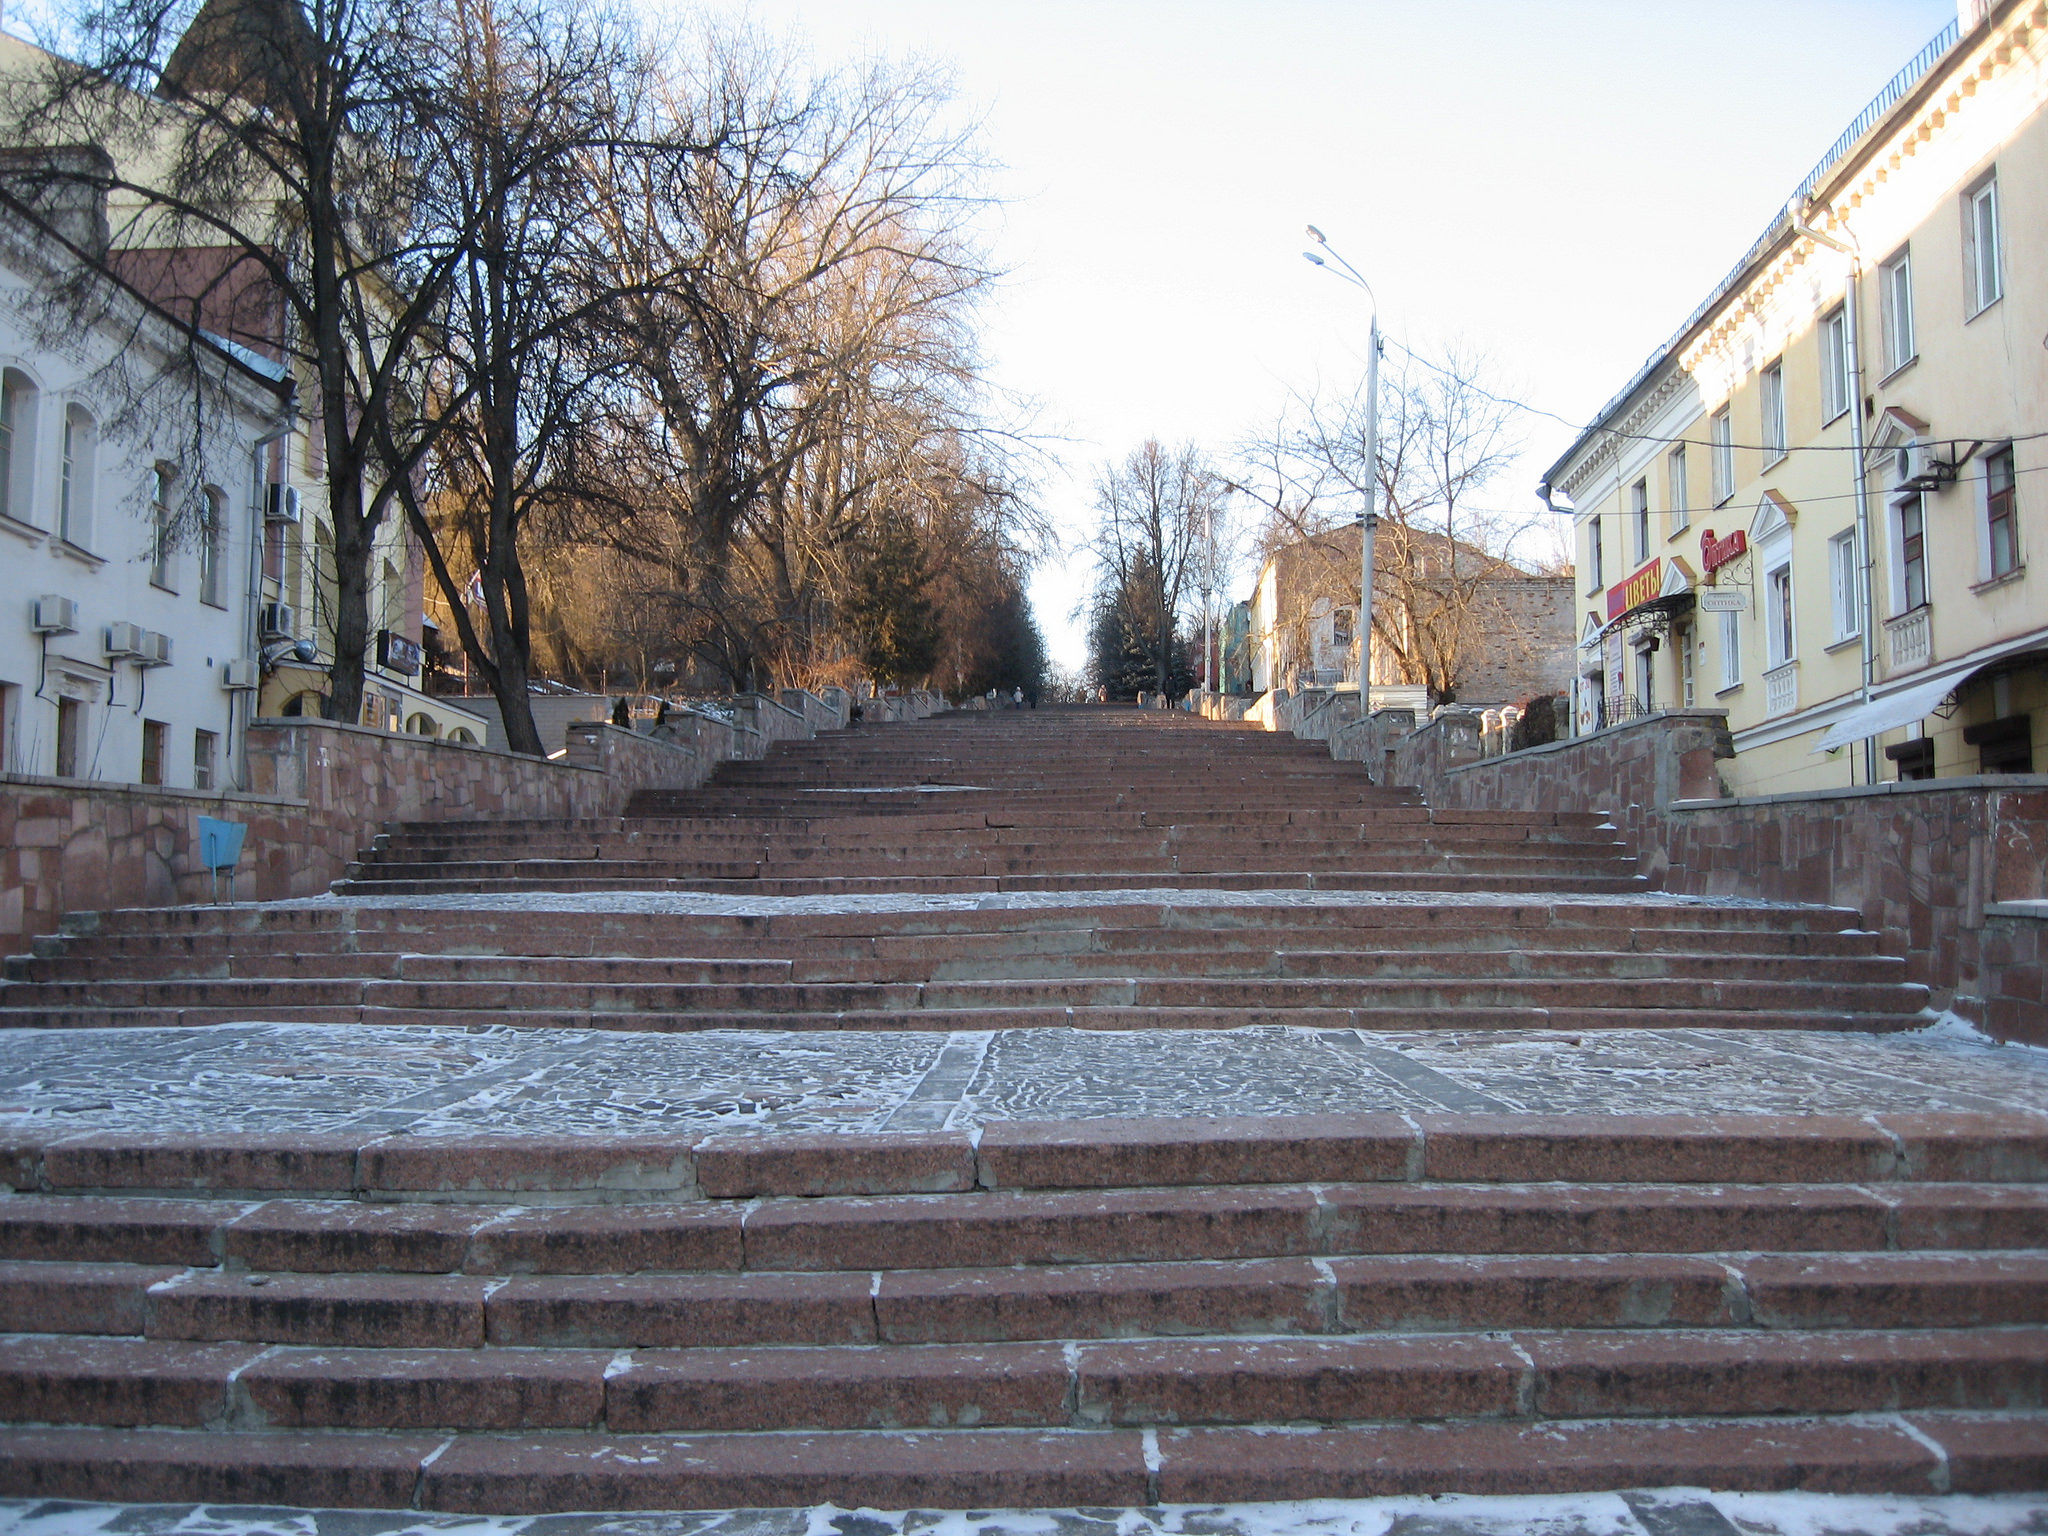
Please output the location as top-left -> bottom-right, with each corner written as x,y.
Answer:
1306,224 -> 1327,244
1302,252 -> 1326,267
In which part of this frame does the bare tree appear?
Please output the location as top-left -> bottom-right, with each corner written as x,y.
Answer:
586,32 -> 1015,692
1090,439 -> 1220,699
381,0 -> 664,755
1239,347 -> 1543,701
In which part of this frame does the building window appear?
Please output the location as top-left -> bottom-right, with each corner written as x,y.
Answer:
1710,409 -> 1734,504
0,371 -> 23,524
1630,478 -> 1649,561
1820,307 -> 1851,423
150,465 -> 174,589
1634,641 -> 1656,713
1899,494 -> 1928,611
1586,517 -> 1604,592
1985,445 -> 2019,580
141,719 -> 166,786
1829,529 -> 1861,641
1766,564 -> 1795,668
1718,609 -> 1741,690
1880,248 -> 1915,374
199,487 -> 227,606
193,729 -> 217,791
1965,173 -> 2002,316
59,405 -> 95,547
1761,361 -> 1787,463
1674,619 -> 1696,709
1667,445 -> 1688,533
55,697 -> 82,778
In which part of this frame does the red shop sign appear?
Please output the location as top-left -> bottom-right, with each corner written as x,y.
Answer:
1605,558 -> 1662,622
1700,527 -> 1747,576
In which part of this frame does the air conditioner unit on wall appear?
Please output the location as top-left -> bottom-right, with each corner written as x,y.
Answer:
104,621 -> 145,658
265,483 -> 301,523
1895,441 -> 1959,493
32,595 -> 78,634
260,602 -> 296,640
222,658 -> 258,690
139,631 -> 172,666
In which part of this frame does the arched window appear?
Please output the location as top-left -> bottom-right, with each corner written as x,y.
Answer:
448,727 -> 477,745
58,403 -> 95,549
199,486 -> 227,606
405,712 -> 438,737
0,369 -> 34,526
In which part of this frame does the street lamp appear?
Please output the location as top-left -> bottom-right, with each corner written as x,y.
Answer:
1302,225 -> 1381,702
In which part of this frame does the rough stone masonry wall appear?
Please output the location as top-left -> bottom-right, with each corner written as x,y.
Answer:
0,690 -> 856,944
1390,709 -> 2048,1042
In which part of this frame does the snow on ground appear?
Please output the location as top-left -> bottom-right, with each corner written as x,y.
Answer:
3,1017 -> 2046,1141
7,1492 -> 2048,1536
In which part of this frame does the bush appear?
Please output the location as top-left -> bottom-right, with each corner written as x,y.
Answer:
1510,694 -> 1565,752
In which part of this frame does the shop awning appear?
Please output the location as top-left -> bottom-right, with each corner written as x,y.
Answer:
1812,673 -> 1959,753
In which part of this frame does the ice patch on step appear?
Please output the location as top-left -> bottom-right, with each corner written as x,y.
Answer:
1917,1011 -> 2048,1056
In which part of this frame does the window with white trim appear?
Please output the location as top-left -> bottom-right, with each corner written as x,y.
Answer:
1820,307 -> 1850,423
1586,517 -> 1604,593
1829,529 -> 1861,641
1710,409 -> 1734,504
1667,445 -> 1688,533
150,465 -> 174,589
1718,609 -> 1741,690
58,405 -> 94,549
1965,173 -> 2002,316
1761,362 -> 1786,462
199,486 -> 227,606
1630,478 -> 1649,562
1880,248 -> 1915,374
0,370 -> 29,525
1766,563 -> 1795,668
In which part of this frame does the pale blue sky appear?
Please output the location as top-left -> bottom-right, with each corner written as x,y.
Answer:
700,0 -> 1960,670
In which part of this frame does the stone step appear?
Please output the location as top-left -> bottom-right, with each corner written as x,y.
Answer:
326,872 -> 1655,898
6,1251 -> 2047,1349
9,1113 -> 2041,1199
4,1409 -> 2043,1509
7,1182 -> 2042,1274
5,1328 -> 2047,1433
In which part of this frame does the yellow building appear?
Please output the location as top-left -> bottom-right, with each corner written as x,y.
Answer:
1544,0 -> 2046,793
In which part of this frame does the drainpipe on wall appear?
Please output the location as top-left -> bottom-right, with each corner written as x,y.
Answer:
1791,204 -> 1877,788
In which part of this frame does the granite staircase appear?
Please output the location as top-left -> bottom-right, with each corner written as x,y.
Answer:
2,705 -> 2040,1510
4,1113 -> 2048,1509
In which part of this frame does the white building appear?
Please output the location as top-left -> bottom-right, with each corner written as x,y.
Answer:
0,191 -> 292,790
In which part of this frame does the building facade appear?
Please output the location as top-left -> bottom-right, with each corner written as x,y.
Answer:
0,196 -> 291,789
1246,522 -> 1574,708
1546,0 -> 2047,793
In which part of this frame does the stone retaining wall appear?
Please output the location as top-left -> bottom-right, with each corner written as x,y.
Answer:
1389,709 -> 2048,1041
0,687 -> 860,943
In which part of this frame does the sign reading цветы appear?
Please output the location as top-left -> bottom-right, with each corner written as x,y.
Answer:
1605,559 -> 1662,622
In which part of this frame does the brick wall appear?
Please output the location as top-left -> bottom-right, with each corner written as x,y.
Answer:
0,688 -> 858,943
1390,709 -> 2048,1042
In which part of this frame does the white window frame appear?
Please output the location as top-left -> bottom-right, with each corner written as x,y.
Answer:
1964,172 -> 2002,317
1880,248 -> 1915,375
150,465 -> 174,589
1634,639 -> 1657,714
58,404 -> 94,550
1829,528 -> 1861,642
1761,361 -> 1787,463
1630,478 -> 1649,562
1710,409 -> 1734,505
1667,445 -> 1688,533
199,485 -> 227,607
1765,562 -> 1795,669
1585,515 -> 1604,593
1820,307 -> 1850,423
1718,608 -> 1741,691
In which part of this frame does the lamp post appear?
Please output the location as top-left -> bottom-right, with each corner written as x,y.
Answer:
1303,226 -> 1381,703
